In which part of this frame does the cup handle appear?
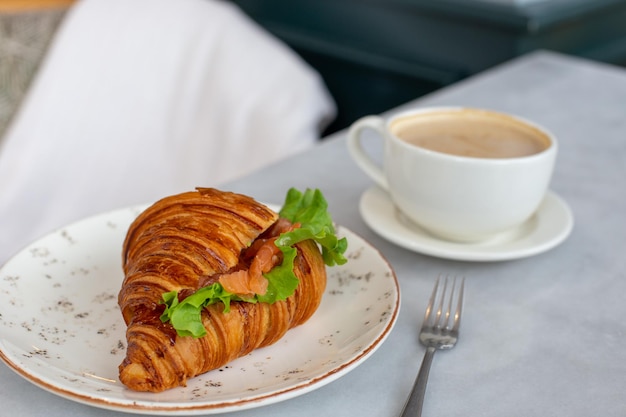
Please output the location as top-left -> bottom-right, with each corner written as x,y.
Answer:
347,115 -> 389,191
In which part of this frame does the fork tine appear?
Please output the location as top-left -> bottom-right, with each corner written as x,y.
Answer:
452,277 -> 465,331
435,276 -> 449,329
422,275 -> 439,327
443,276 -> 456,329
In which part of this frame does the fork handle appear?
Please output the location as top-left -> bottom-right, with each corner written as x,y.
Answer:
400,347 -> 436,417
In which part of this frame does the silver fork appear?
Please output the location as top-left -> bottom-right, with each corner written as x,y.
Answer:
400,275 -> 465,417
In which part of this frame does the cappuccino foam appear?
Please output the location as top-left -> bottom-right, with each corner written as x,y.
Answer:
392,109 -> 550,159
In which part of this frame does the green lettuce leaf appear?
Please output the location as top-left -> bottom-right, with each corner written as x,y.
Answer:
276,188 -> 348,268
160,284 -> 235,338
159,188 -> 347,338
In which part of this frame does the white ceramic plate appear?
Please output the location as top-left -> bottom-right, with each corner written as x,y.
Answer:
360,186 -> 574,262
0,205 -> 400,415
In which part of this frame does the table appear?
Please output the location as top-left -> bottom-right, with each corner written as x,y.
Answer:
2,50 -> 625,416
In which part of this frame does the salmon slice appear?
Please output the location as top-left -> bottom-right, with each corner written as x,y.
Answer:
248,238 -> 281,278
219,239 -> 278,297
218,219 -> 301,297
218,267 -> 271,298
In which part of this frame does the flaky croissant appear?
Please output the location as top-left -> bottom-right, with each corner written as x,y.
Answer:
118,188 -> 327,392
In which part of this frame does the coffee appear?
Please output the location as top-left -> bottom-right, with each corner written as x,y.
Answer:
392,109 -> 550,159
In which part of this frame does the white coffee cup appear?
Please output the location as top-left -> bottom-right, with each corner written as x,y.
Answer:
347,107 -> 557,242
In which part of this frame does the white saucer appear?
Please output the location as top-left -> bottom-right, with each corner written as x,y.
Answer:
359,186 -> 574,262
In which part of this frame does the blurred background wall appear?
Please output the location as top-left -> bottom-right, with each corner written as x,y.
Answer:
1,0 -> 625,139
228,0 -> 626,133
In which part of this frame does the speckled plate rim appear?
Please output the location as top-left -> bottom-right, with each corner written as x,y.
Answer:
0,205 -> 400,415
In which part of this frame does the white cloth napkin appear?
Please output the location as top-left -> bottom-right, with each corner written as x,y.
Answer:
0,0 -> 335,264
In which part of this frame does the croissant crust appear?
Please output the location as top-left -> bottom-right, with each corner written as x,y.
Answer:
117,188 -> 327,392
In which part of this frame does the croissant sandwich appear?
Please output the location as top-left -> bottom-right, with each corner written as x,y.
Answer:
118,187 -> 347,392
